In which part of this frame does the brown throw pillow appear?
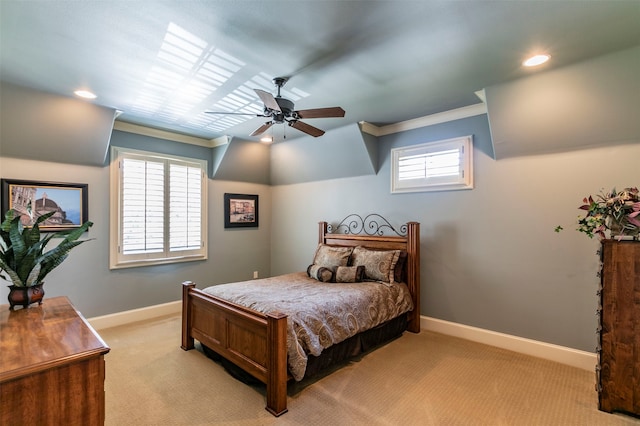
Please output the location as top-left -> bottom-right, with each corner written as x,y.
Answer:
335,265 -> 365,283
307,264 -> 334,282
394,251 -> 408,283
351,246 -> 401,283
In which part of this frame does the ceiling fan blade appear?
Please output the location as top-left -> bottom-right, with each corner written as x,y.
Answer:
204,111 -> 263,116
250,121 -> 274,136
254,89 -> 281,112
295,107 -> 345,119
289,120 -> 325,137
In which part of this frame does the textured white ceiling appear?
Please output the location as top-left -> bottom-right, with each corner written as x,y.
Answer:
1,1 -> 638,142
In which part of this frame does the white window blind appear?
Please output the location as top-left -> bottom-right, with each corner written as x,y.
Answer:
391,136 -> 473,193
110,147 -> 207,269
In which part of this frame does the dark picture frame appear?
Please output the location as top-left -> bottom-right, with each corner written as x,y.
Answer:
224,193 -> 258,228
1,179 -> 89,232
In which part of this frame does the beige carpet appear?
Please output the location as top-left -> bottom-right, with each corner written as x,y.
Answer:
99,314 -> 639,425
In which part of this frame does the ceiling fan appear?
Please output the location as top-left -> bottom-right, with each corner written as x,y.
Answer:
205,77 -> 345,138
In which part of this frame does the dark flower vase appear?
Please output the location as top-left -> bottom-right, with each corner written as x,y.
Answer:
7,283 -> 45,310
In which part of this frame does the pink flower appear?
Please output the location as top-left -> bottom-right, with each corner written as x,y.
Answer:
628,201 -> 640,227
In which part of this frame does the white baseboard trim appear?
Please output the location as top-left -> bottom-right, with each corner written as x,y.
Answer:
422,316 -> 596,372
88,300 -> 181,331
87,302 -> 596,372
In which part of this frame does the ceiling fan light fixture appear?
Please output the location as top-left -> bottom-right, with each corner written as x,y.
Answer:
74,89 -> 97,99
523,54 -> 550,67
260,136 -> 273,143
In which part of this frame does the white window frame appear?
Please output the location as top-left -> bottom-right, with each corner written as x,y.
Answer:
391,135 -> 473,193
109,146 -> 208,269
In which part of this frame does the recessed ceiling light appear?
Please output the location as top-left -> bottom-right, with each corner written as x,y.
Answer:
523,54 -> 550,67
74,90 -> 97,99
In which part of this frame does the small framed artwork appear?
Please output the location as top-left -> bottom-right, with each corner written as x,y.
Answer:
224,193 -> 259,228
1,179 -> 89,232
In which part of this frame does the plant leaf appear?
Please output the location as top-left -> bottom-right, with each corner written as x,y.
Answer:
25,263 -> 41,287
0,257 -> 22,286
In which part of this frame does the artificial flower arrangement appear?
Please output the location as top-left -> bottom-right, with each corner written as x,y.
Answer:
555,187 -> 640,241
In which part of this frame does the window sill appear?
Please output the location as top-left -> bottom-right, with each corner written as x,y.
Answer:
109,254 -> 207,270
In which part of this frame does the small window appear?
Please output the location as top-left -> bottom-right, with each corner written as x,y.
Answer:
110,147 -> 208,269
391,136 -> 473,193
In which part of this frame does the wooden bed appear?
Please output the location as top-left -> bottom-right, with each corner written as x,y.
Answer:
181,215 -> 420,416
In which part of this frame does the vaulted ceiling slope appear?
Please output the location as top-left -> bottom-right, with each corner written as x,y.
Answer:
486,46 -> 640,159
1,0 -> 638,145
0,82 -> 117,166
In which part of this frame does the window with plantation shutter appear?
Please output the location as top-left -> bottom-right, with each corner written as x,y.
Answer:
110,147 -> 207,269
391,136 -> 473,193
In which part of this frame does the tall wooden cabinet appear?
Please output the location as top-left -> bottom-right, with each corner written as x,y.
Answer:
0,296 -> 110,425
597,240 -> 640,416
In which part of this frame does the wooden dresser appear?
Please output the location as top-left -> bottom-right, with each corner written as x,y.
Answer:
597,240 -> 640,417
0,296 -> 110,426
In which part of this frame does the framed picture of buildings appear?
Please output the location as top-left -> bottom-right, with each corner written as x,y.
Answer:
224,193 -> 258,228
1,179 -> 89,232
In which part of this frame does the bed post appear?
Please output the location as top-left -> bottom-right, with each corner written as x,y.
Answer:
318,221 -> 328,244
266,312 -> 288,416
406,222 -> 421,333
181,281 -> 196,350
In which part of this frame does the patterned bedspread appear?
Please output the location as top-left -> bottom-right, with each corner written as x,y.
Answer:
202,272 -> 413,381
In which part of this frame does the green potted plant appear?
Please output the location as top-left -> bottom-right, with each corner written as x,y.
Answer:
0,208 -> 93,310
556,187 -> 640,240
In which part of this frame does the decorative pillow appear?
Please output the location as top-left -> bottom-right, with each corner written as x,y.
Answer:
307,264 -> 334,282
312,244 -> 353,268
351,246 -> 401,283
394,251 -> 408,283
335,265 -> 365,283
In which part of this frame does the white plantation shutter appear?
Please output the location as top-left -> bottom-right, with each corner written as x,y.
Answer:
398,148 -> 461,180
391,136 -> 473,193
169,163 -> 202,251
110,147 -> 207,269
122,158 -> 164,254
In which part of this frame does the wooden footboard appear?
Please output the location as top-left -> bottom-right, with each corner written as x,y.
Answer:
181,281 -> 289,416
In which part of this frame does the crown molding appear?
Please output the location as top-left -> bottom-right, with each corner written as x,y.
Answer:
113,121 -> 231,147
360,103 -> 487,137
